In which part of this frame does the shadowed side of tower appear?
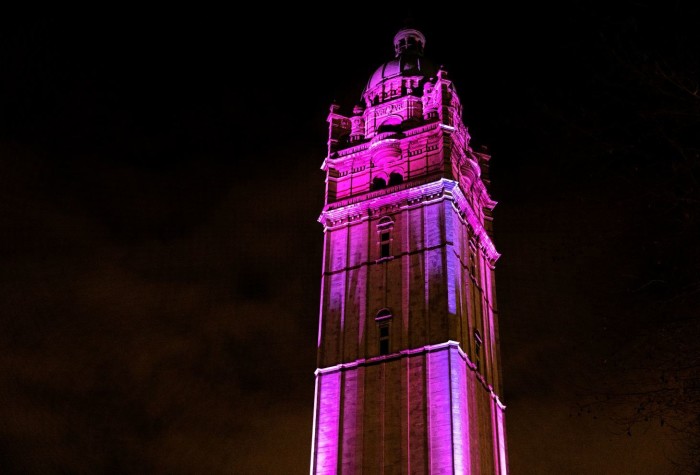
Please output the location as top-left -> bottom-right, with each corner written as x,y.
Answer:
310,28 -> 508,475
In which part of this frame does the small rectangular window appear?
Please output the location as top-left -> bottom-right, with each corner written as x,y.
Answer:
381,243 -> 389,257
379,325 -> 390,355
381,232 -> 390,242
381,243 -> 390,258
379,338 -> 389,355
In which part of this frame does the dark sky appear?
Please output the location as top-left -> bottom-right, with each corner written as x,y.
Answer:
1,4 -> 698,474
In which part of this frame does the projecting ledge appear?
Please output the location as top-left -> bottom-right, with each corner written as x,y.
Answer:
314,340 -> 506,409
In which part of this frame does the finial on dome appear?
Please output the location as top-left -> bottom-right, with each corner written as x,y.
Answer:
393,28 -> 425,57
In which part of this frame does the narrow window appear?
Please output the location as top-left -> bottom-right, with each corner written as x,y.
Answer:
379,325 -> 390,355
474,329 -> 482,371
380,231 -> 391,258
375,309 -> 393,355
377,217 -> 394,260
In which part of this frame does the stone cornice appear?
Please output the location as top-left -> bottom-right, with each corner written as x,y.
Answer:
318,178 -> 500,262
314,340 -> 506,409
451,184 -> 501,262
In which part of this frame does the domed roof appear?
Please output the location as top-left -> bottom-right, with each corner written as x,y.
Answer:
363,28 -> 435,96
365,56 -> 434,92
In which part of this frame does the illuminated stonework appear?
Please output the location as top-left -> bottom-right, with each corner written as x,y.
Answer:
311,28 -> 508,474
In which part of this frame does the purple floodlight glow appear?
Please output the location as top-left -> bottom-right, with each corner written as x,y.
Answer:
311,28 -> 507,474
312,371 -> 341,474
310,343 -> 507,473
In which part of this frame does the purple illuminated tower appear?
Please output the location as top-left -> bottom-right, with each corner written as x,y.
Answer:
310,28 -> 508,474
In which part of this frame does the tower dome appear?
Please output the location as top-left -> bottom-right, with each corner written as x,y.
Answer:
363,28 -> 435,102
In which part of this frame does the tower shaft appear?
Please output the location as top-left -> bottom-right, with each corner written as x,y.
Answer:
311,29 -> 508,475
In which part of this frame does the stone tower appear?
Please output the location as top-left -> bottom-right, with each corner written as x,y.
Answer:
310,28 -> 508,474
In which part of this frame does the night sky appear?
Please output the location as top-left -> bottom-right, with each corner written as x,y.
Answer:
2,4 -> 699,474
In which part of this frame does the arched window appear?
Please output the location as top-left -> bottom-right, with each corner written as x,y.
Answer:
371,177 -> 387,191
376,308 -> 392,319
377,116 -> 402,134
388,172 -> 403,186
